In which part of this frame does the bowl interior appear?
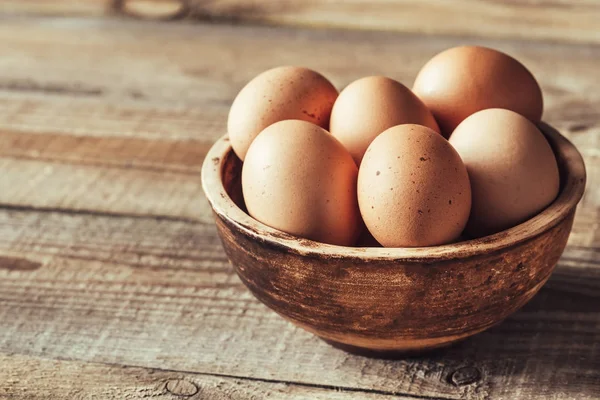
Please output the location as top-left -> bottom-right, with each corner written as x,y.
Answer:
202,123 -> 586,261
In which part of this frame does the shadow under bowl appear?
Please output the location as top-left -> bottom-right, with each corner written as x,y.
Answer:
201,123 -> 586,355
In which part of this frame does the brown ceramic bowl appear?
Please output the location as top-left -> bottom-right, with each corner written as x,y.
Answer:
201,123 -> 586,355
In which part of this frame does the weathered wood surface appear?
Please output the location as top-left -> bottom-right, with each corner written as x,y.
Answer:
0,354 -> 411,399
0,12 -> 598,400
4,0 -> 600,44
0,209 -> 599,399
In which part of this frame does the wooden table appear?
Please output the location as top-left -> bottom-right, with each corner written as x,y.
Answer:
1,1 -> 599,399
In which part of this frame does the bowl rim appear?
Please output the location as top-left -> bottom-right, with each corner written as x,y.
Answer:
201,122 -> 586,261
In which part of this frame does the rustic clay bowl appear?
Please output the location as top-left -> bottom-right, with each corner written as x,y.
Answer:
201,123 -> 586,355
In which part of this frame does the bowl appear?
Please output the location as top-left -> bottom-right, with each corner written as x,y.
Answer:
201,123 -> 586,355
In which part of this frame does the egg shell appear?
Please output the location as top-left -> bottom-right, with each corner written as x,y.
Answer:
330,76 -> 440,165
358,124 -> 471,247
242,120 -> 361,246
449,108 -> 559,237
413,46 -> 543,136
228,66 -> 338,160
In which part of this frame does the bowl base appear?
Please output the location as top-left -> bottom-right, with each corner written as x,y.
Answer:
321,338 -> 463,359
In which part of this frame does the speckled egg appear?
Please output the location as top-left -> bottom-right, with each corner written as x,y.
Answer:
330,76 -> 440,165
358,124 -> 471,247
228,66 -> 338,160
449,108 -> 559,237
242,120 -> 361,246
413,46 -> 543,136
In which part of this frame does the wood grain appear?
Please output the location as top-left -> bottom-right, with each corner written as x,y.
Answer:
0,354 -> 410,399
4,0 -> 600,44
1,0 -> 107,17
0,127 -> 212,221
0,209 -> 598,399
184,0 -> 600,45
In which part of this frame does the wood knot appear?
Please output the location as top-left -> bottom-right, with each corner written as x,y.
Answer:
165,379 -> 199,397
0,256 -> 42,271
448,366 -> 481,386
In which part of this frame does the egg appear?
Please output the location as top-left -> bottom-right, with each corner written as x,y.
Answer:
330,76 -> 440,165
228,66 -> 338,160
242,120 -> 361,246
413,46 -> 543,136
449,108 -> 559,237
358,124 -> 471,247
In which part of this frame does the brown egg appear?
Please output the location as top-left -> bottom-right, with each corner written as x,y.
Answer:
449,108 -> 559,237
330,76 -> 440,165
242,120 -> 361,246
228,66 -> 338,160
358,124 -> 471,247
413,46 -> 543,136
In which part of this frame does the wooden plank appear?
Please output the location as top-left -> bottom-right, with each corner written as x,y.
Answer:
4,0 -> 600,45
0,18 -> 598,222
0,353 -> 409,399
0,126 -> 213,222
186,0 -> 600,45
0,209 -> 598,399
1,0 -> 106,17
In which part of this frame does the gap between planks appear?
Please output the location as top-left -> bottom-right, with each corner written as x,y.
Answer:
0,203 -> 199,224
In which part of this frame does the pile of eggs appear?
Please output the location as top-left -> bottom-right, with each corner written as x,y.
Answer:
228,46 -> 560,248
